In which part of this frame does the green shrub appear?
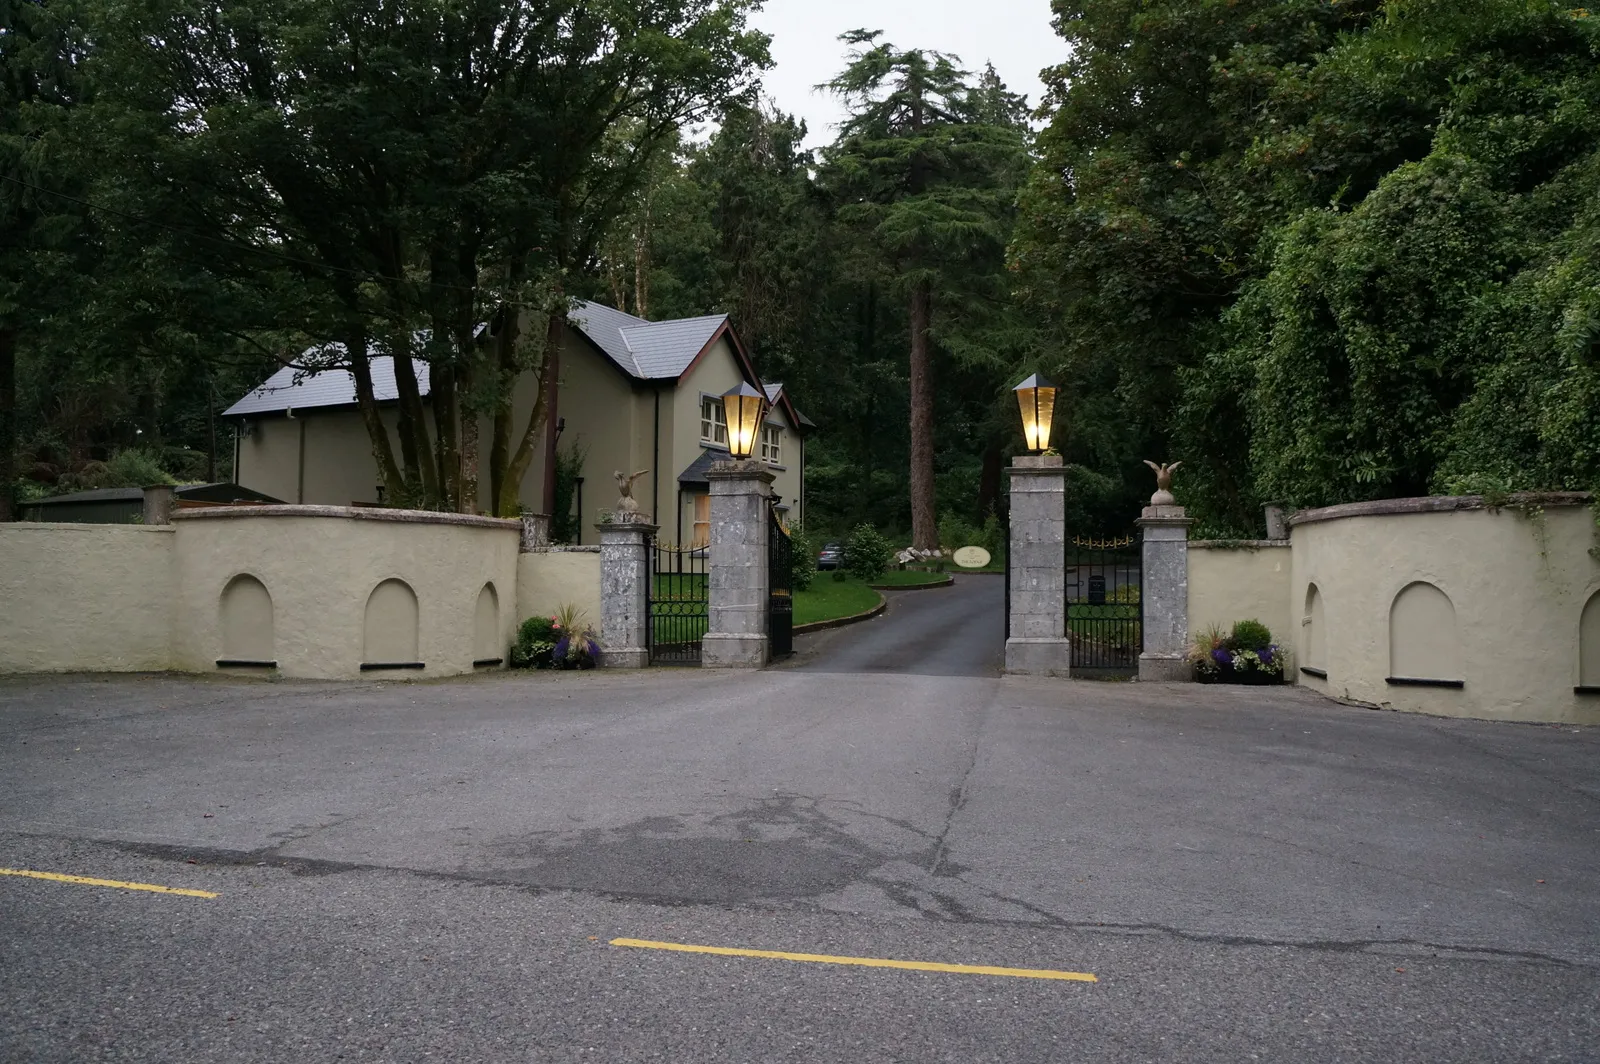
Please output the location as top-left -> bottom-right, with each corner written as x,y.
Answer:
788,522 -> 817,592
937,512 -> 980,551
979,512 -> 1005,564
1229,618 -> 1273,650
511,615 -> 559,668
842,523 -> 892,581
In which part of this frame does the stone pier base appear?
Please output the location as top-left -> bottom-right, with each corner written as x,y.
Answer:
596,519 -> 655,669
1005,637 -> 1072,677
703,461 -> 774,669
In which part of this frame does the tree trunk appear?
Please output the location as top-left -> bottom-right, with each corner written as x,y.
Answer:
0,327 -> 15,522
347,332 -> 406,503
908,279 -> 937,550
977,437 -> 1004,524
431,359 -> 459,511
488,310 -> 517,516
497,303 -> 558,518
458,356 -> 479,515
391,337 -> 438,508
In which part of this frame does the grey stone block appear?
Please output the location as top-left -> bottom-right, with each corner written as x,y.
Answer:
595,521 -> 655,670
1005,637 -> 1072,676
1139,652 -> 1192,682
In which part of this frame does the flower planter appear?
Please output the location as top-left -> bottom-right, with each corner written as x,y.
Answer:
1196,664 -> 1282,685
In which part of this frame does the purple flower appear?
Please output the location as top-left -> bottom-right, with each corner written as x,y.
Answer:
1259,645 -> 1275,664
554,636 -> 571,661
1211,647 -> 1231,666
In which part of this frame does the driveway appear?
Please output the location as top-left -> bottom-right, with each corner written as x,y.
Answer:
2,577 -> 1598,1061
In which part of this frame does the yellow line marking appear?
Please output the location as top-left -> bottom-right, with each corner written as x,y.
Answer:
610,938 -> 1096,982
0,867 -> 219,899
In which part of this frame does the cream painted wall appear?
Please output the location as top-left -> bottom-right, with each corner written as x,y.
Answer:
1187,543 -> 1293,655
668,336 -> 804,535
239,406 -> 419,506
231,327 -> 807,537
0,525 -> 175,673
516,549 -> 602,630
171,507 -> 521,680
550,337 -> 646,535
1289,501 -> 1600,723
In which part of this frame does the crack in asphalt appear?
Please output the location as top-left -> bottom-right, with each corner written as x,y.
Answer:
10,827 -> 1593,973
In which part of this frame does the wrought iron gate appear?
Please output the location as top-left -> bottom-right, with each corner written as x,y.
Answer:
1065,532 -> 1143,676
647,535 -> 707,666
768,507 -> 794,657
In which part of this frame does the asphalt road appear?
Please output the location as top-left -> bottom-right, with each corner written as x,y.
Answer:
3,576 -> 1598,1062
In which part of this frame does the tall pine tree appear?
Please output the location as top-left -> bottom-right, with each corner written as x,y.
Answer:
821,31 -> 1026,549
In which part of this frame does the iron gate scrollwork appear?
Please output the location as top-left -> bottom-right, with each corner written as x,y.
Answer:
1065,532 -> 1142,676
768,506 -> 793,657
647,535 -> 707,666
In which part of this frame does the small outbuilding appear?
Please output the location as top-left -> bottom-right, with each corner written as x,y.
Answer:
20,483 -> 282,524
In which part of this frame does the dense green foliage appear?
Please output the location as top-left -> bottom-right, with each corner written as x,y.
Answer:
1016,0 -> 1600,534
788,522 -> 818,592
6,1 -> 1595,535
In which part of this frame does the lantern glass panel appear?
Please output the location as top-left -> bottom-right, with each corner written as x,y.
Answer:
1016,385 -> 1057,452
722,385 -> 767,459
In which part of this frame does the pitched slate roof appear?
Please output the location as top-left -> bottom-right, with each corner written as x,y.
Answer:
569,300 -> 727,380
226,301 -> 732,417
762,382 -> 816,430
676,447 -> 721,489
224,354 -> 432,418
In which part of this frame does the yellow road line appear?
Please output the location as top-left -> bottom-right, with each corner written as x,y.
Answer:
610,938 -> 1096,982
0,867 -> 219,899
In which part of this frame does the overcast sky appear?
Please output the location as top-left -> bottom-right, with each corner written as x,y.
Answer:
745,0 -> 1065,148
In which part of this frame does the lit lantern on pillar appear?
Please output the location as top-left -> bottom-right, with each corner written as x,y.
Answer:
1013,373 -> 1057,454
721,382 -> 768,459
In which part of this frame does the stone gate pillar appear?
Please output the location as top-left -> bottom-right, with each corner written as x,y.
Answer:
1136,501 -> 1194,681
703,460 -> 774,669
1005,455 -> 1071,676
595,519 -> 655,669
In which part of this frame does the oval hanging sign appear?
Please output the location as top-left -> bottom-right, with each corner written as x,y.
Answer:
952,546 -> 991,569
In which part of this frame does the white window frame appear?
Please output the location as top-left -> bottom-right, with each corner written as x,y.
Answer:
760,423 -> 783,465
700,395 -> 728,447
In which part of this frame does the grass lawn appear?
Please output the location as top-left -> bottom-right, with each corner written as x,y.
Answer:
793,578 -> 883,626
870,569 -> 952,587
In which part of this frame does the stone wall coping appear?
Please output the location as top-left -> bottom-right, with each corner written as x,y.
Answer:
548,544 -> 602,553
594,520 -> 659,534
170,504 -> 521,530
1287,491 -> 1593,528
1010,454 -> 1063,469
1190,539 -> 1290,549
705,460 -> 776,484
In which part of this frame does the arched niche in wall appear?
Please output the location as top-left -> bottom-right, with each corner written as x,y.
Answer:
1580,590 -> 1600,691
363,578 -> 421,670
1389,581 -> 1463,688
219,574 -> 275,666
1300,584 -> 1326,677
473,583 -> 501,665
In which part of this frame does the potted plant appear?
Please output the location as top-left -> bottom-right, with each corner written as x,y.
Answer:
1190,619 -> 1284,685
550,603 -> 601,670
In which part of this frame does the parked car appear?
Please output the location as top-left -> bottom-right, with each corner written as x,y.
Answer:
817,541 -> 843,570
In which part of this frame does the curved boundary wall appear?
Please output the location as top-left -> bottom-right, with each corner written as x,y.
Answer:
1189,494 -> 1599,724
0,506 -> 601,680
